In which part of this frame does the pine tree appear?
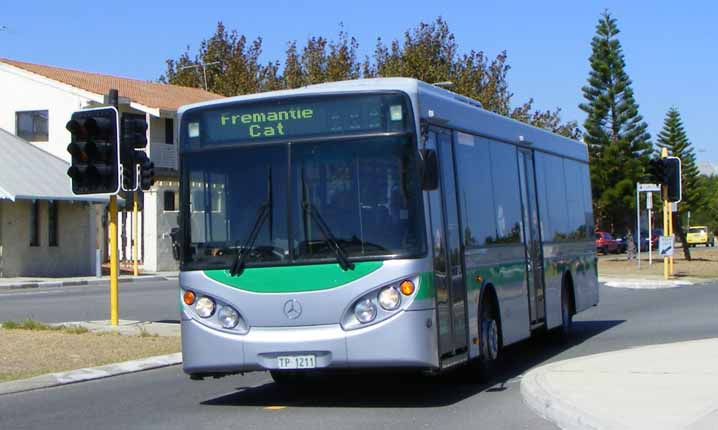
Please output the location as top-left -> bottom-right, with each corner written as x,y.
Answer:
656,107 -> 702,260
579,11 -> 652,233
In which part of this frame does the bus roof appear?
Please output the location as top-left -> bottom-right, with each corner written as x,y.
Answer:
178,77 -> 587,162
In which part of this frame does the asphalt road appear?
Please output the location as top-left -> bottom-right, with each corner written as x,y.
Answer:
0,279 -> 180,323
2,280 -> 718,430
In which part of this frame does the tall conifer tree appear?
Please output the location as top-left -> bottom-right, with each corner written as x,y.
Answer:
579,11 -> 652,232
657,107 -> 702,259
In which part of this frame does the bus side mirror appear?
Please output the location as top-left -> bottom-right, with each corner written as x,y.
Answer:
420,149 -> 438,191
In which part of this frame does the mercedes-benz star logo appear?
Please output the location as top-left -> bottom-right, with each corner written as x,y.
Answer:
283,299 -> 302,319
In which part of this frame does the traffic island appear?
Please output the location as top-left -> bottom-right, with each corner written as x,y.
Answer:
0,319 -> 181,395
521,338 -> 718,430
598,246 -> 718,286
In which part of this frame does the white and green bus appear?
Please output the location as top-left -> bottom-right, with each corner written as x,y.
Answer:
177,78 -> 598,382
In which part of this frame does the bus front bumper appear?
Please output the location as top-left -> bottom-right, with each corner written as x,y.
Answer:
181,308 -> 438,376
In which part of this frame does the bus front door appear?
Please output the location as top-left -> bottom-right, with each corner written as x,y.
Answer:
518,149 -> 546,324
427,128 -> 468,358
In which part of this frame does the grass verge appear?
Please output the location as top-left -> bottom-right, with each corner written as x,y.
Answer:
0,320 -> 180,383
599,246 -> 718,279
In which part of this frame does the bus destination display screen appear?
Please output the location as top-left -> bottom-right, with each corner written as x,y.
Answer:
183,93 -> 411,147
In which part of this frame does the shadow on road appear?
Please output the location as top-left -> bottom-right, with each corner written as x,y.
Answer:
154,319 -> 180,324
201,319 -> 623,408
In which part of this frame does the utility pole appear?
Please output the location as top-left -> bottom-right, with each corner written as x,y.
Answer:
178,61 -> 220,91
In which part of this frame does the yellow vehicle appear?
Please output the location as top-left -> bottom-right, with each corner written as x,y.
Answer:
686,226 -> 715,247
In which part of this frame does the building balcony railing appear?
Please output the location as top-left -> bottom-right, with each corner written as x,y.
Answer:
150,142 -> 177,170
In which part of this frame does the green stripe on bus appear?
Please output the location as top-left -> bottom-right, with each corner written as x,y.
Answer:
417,272 -> 435,300
203,261 -> 383,293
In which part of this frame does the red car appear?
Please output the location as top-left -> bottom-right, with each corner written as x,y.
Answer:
595,231 -> 619,254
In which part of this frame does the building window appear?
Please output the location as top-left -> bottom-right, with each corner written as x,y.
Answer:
49,200 -> 59,247
165,118 -> 174,144
16,110 -> 49,141
164,191 -> 179,212
30,201 -> 40,247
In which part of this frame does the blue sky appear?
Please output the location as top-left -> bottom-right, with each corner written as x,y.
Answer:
2,1 -> 716,163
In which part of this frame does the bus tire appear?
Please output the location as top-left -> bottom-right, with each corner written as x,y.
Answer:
476,293 -> 502,381
559,276 -> 575,338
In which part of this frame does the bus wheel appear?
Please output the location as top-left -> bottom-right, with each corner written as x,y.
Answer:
476,298 -> 502,381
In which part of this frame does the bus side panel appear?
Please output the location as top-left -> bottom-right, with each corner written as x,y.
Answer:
542,243 -> 563,330
534,153 -> 598,329
465,246 -> 531,347
544,241 -> 598,330
573,243 -> 599,312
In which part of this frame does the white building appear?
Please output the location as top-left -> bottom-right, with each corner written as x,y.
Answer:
0,58 -> 223,273
0,129 -> 107,277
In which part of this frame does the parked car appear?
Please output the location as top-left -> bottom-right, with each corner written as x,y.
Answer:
633,229 -> 662,252
595,231 -> 619,254
615,235 -> 630,253
686,226 -> 715,247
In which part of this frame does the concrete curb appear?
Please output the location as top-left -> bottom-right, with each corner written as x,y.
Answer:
0,353 -> 182,396
601,278 -> 693,289
0,275 -> 178,291
521,340 -> 718,430
521,361 -> 620,430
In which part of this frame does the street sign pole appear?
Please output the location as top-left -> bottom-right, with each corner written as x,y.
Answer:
108,89 -> 120,325
636,183 -> 660,269
636,184 -> 641,269
648,193 -> 653,266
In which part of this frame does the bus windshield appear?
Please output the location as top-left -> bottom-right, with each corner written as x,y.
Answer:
181,135 -> 426,270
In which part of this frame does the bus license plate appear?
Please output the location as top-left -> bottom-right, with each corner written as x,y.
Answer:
277,355 -> 316,369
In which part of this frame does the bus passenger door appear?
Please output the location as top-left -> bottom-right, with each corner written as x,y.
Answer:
518,149 -> 546,324
426,128 -> 468,357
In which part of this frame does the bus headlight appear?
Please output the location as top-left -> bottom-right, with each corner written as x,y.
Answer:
195,296 -> 215,318
378,287 -> 401,310
217,306 -> 240,329
354,299 -> 377,323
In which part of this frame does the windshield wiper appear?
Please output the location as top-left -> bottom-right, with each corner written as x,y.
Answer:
229,169 -> 273,277
301,169 -> 355,271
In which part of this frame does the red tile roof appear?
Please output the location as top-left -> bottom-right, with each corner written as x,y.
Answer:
1,58 -> 224,111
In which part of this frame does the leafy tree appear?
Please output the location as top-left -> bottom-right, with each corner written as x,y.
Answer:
160,22 -> 270,96
579,11 -> 652,233
692,175 -> 718,230
656,107 -> 703,259
372,18 -> 580,138
161,18 -> 580,139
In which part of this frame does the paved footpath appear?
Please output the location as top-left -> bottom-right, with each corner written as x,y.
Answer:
522,338 -> 718,430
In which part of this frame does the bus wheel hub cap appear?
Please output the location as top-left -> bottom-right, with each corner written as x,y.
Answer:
487,320 -> 498,359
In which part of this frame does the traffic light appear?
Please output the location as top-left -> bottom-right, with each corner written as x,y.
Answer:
121,114 -> 148,150
120,114 -> 148,191
66,107 -> 120,195
648,158 -> 667,184
122,153 -> 137,191
648,157 -> 681,202
663,157 -> 681,202
136,151 -> 155,190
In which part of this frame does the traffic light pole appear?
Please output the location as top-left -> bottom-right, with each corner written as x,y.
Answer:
661,148 -> 669,281
108,89 -> 120,326
109,195 -> 119,325
133,190 -> 139,276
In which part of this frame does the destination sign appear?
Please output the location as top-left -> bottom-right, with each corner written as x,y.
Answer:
182,93 -> 410,147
